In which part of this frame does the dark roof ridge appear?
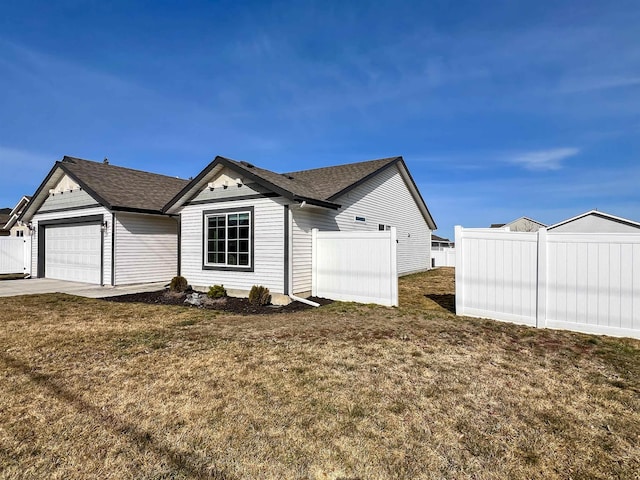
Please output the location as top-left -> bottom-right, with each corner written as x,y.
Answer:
61,155 -> 185,182
283,156 -> 400,176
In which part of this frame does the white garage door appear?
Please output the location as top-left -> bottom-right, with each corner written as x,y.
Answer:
45,223 -> 101,284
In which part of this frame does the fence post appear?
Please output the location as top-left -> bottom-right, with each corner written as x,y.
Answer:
311,228 -> 318,297
454,226 -> 464,315
390,227 -> 398,307
536,227 -> 547,328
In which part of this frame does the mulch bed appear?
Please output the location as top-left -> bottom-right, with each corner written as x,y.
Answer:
102,289 -> 333,315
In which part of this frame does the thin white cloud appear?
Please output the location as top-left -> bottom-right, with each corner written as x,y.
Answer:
508,148 -> 580,171
556,76 -> 640,94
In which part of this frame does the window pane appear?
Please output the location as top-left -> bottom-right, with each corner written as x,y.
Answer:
205,211 -> 251,267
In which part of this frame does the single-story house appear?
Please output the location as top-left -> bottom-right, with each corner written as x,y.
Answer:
548,210 -> 640,233
19,156 -> 188,285
2,195 -> 31,237
163,155 -> 436,302
491,216 -> 547,232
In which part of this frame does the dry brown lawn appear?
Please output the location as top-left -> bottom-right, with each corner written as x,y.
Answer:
1,267 -> 639,479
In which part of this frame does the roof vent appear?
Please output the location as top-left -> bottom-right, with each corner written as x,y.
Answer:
282,174 -> 294,180
240,161 -> 254,168
103,157 -> 109,165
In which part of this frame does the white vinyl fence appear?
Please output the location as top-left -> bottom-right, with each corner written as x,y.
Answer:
0,237 -> 32,275
312,228 -> 398,306
432,248 -> 456,267
455,226 -> 640,339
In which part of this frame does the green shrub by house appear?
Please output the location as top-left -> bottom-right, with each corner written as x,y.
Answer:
249,285 -> 271,306
169,276 -> 188,293
207,284 -> 227,299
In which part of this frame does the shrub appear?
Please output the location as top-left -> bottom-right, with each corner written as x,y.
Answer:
169,275 -> 188,293
207,284 -> 227,299
248,285 -> 271,306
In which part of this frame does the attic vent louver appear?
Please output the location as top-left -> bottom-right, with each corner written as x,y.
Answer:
240,161 -> 254,168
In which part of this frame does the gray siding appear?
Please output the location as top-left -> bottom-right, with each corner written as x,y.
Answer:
189,182 -> 273,203
550,214 -> 640,233
180,197 -> 287,293
38,189 -> 99,213
31,206 -> 112,283
291,164 -> 431,293
114,213 -> 178,285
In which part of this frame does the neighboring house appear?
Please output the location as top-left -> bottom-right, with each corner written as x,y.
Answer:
432,234 -> 454,250
431,234 -> 455,268
2,195 -> 32,237
163,155 -> 436,301
0,208 -> 10,236
491,216 -> 547,232
548,210 -> 640,233
19,156 -> 188,285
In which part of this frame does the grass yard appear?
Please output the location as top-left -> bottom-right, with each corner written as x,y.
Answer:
1,268 -> 639,479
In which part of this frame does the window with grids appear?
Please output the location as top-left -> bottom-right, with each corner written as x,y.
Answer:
204,209 -> 252,268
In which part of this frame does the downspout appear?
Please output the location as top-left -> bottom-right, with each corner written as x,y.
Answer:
286,204 -> 319,307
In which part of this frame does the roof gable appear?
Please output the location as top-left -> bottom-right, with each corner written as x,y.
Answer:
21,156 -> 189,221
164,156 -> 436,229
548,210 -> 640,231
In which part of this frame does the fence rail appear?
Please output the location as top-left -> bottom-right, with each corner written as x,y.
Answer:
455,226 -> 640,339
312,228 -> 398,306
0,237 -> 32,275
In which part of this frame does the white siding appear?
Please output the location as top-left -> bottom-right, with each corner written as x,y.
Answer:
550,214 -> 640,233
291,164 -> 432,293
180,197 -> 287,293
38,188 -> 98,212
114,213 -> 178,285
31,206 -> 112,284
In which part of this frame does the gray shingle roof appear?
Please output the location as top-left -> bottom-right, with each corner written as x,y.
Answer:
282,157 -> 400,200
193,156 -> 400,206
164,154 -> 437,229
60,156 -> 189,213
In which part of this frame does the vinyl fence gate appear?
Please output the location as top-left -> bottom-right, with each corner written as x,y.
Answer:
0,237 -> 32,275
455,226 -> 640,339
312,228 -> 398,307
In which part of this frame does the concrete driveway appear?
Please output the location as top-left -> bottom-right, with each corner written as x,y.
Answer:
0,278 -> 167,298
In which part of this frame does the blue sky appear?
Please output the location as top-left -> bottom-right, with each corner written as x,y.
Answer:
1,0 -> 638,240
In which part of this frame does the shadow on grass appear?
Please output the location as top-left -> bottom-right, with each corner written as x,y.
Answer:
0,351 -> 233,479
424,294 -> 456,314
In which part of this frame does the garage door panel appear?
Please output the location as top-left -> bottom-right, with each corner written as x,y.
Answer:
45,223 -> 101,284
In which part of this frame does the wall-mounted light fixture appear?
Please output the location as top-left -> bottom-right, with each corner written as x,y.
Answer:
27,222 -> 34,232
101,221 -> 108,233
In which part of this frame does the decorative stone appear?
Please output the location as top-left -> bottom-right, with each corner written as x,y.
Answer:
184,292 -> 203,306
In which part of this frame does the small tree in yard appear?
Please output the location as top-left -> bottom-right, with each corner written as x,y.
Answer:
169,276 -> 188,292
207,284 -> 227,299
249,285 -> 271,306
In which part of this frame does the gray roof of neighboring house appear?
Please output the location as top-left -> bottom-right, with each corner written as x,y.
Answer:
432,234 -> 451,242
0,209 -> 11,229
21,156 -> 189,221
164,155 -> 437,229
